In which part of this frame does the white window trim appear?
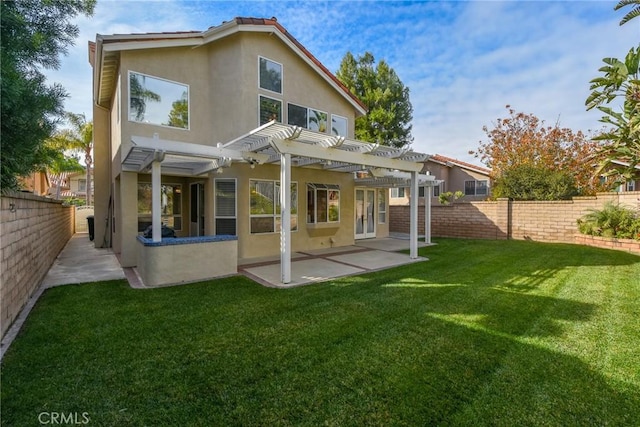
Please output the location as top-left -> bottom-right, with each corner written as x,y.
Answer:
258,95 -> 283,126
287,102 -> 308,128
127,70 -> 190,130
331,114 -> 348,137
307,183 -> 340,224
249,179 -> 298,234
378,188 -> 387,224
258,56 -> 283,95
308,108 -> 328,134
465,180 -> 489,196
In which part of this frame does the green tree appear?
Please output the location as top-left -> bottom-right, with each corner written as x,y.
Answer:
336,52 -> 413,148
493,164 -> 578,201
586,2 -> 640,184
129,73 -> 161,122
615,0 -> 640,25
0,0 -> 95,191
166,92 -> 188,129
48,113 -> 94,204
472,106 -> 605,199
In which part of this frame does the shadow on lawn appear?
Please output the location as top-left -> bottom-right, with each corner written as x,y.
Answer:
1,239 -> 638,425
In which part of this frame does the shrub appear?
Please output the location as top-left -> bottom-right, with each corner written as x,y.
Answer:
577,202 -> 640,240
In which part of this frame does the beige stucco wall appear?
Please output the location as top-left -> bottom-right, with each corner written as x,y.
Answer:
137,238 -> 238,287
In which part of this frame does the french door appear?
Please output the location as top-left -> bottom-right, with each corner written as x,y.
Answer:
355,188 -> 376,239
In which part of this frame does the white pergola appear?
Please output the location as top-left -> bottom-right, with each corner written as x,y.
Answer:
122,121 -> 439,284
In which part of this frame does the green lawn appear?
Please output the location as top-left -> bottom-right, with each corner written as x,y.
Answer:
2,239 -> 639,426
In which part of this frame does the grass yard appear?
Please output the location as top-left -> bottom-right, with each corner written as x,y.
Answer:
1,239 -> 639,426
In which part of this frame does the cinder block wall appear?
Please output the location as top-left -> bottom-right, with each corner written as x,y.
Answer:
390,192 -> 640,243
1,192 -> 75,338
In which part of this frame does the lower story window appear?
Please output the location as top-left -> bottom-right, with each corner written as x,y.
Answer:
215,179 -> 236,235
137,183 -> 182,232
378,189 -> 386,224
307,183 -> 340,223
390,187 -> 405,198
465,180 -> 488,196
250,180 -> 298,234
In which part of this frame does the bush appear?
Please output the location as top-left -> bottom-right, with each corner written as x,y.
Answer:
577,202 -> 640,240
493,165 -> 578,200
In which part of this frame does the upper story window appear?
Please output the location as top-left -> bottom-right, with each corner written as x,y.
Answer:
331,115 -> 347,137
259,96 -> 282,125
129,71 -> 189,129
308,109 -> 328,133
259,57 -> 282,94
390,187 -> 405,198
287,103 -> 332,134
465,180 -> 488,196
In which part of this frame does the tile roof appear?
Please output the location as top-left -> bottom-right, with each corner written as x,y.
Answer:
430,154 -> 492,175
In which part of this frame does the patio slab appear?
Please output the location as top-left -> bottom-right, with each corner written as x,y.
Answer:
242,247 -> 428,288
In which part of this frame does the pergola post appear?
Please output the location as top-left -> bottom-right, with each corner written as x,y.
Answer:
409,171 -> 418,259
425,185 -> 432,245
280,152 -> 292,284
151,160 -> 162,242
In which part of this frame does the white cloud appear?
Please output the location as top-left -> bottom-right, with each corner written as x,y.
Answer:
44,0 -> 636,167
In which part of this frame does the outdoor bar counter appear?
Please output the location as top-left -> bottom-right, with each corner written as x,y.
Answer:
136,235 -> 238,287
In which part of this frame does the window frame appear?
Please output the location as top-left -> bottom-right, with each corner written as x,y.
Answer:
287,102 -> 308,128
249,179 -> 298,234
465,180 -> 489,196
128,70 -> 190,130
258,95 -> 282,126
378,188 -> 387,224
308,108 -> 328,133
307,183 -> 340,224
258,56 -> 283,95
331,114 -> 348,137
390,187 -> 405,198
214,178 -> 237,236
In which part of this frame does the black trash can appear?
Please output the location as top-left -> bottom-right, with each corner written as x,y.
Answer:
87,215 -> 95,241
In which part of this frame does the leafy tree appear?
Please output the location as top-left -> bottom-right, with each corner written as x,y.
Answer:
48,113 -> 94,204
166,92 -> 188,129
336,52 -> 413,148
0,0 -> 95,191
586,2 -> 640,183
471,106 -> 605,199
493,164 -> 578,201
615,0 -> 640,25
129,73 -> 161,121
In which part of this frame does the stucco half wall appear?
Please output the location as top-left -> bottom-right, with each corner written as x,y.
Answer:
136,236 -> 238,287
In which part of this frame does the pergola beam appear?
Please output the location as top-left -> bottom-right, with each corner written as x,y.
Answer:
270,139 -> 423,172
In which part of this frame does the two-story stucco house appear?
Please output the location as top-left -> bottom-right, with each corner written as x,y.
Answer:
90,17 -> 435,286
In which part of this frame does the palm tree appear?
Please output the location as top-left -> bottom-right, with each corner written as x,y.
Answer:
615,0 -> 640,26
48,113 -> 94,204
130,74 -> 161,121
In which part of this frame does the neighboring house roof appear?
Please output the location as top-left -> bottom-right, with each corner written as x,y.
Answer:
91,17 -> 367,115
428,154 -> 492,176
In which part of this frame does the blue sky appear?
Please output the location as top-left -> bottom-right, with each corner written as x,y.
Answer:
46,0 -> 636,165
